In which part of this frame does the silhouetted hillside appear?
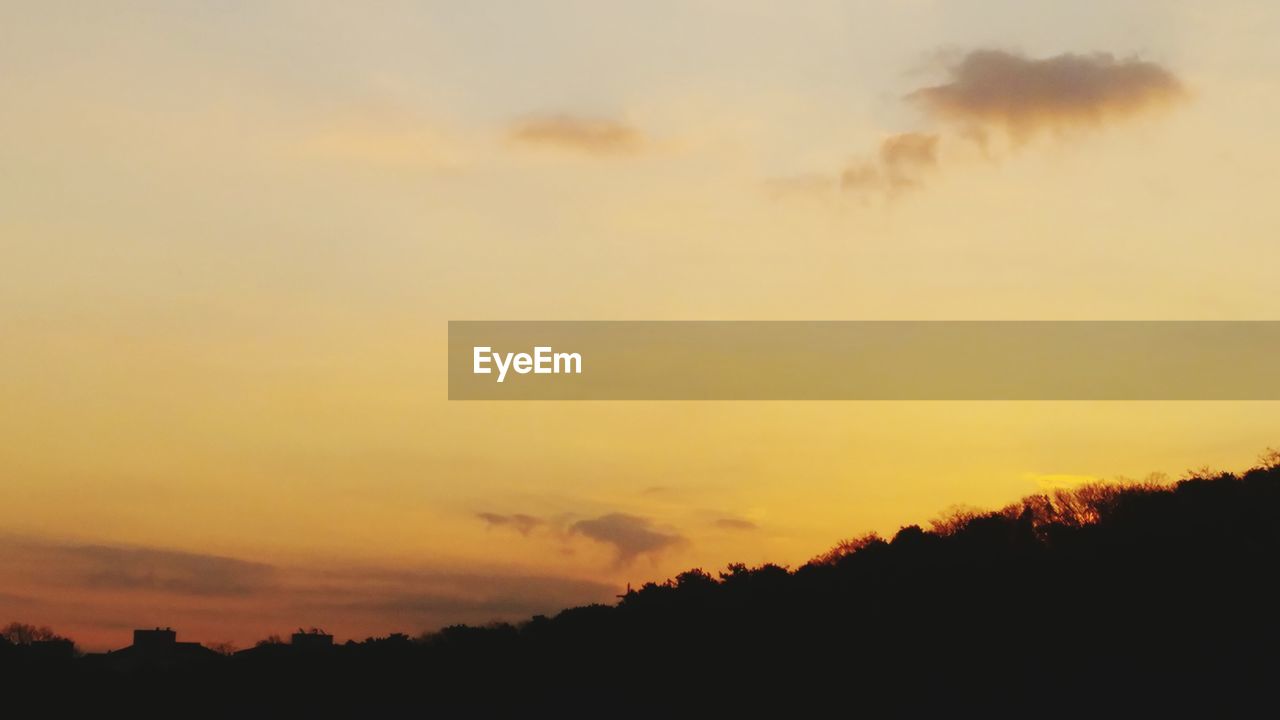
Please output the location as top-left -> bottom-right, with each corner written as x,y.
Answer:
6,459 -> 1280,717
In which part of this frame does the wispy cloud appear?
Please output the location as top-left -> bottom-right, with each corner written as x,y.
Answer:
476,512 -> 544,536
713,517 -> 758,531
840,131 -> 940,195
509,115 -> 642,155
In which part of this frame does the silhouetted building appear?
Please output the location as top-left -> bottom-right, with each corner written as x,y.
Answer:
92,627 -> 221,671
132,627 -> 177,652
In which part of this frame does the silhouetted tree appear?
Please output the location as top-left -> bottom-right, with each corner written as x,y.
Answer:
1,622 -> 66,645
254,634 -> 285,648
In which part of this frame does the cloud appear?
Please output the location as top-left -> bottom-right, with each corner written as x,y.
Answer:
476,512 -> 544,536
780,49 -> 1184,201
73,546 -> 275,596
841,132 -> 939,194
509,115 -> 642,155
570,513 -> 685,565
880,132 -> 939,174
0,538 -> 275,597
908,50 -> 1184,138
477,508 -> 695,566
713,517 -> 758,531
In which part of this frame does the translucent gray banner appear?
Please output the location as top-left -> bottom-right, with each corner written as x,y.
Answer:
448,321 -> 1280,400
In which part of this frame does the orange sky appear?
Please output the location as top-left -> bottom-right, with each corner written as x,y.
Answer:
2,1 -> 1279,651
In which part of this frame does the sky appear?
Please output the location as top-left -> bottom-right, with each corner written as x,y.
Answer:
2,0 -> 1279,651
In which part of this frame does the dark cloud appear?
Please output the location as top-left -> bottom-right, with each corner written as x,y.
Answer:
713,517 -> 758,532
570,513 -> 685,565
908,50 -> 1183,137
509,115 -> 641,154
476,512 -> 544,536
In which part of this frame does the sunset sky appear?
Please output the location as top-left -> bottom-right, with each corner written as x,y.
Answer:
3,0 -> 1279,651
